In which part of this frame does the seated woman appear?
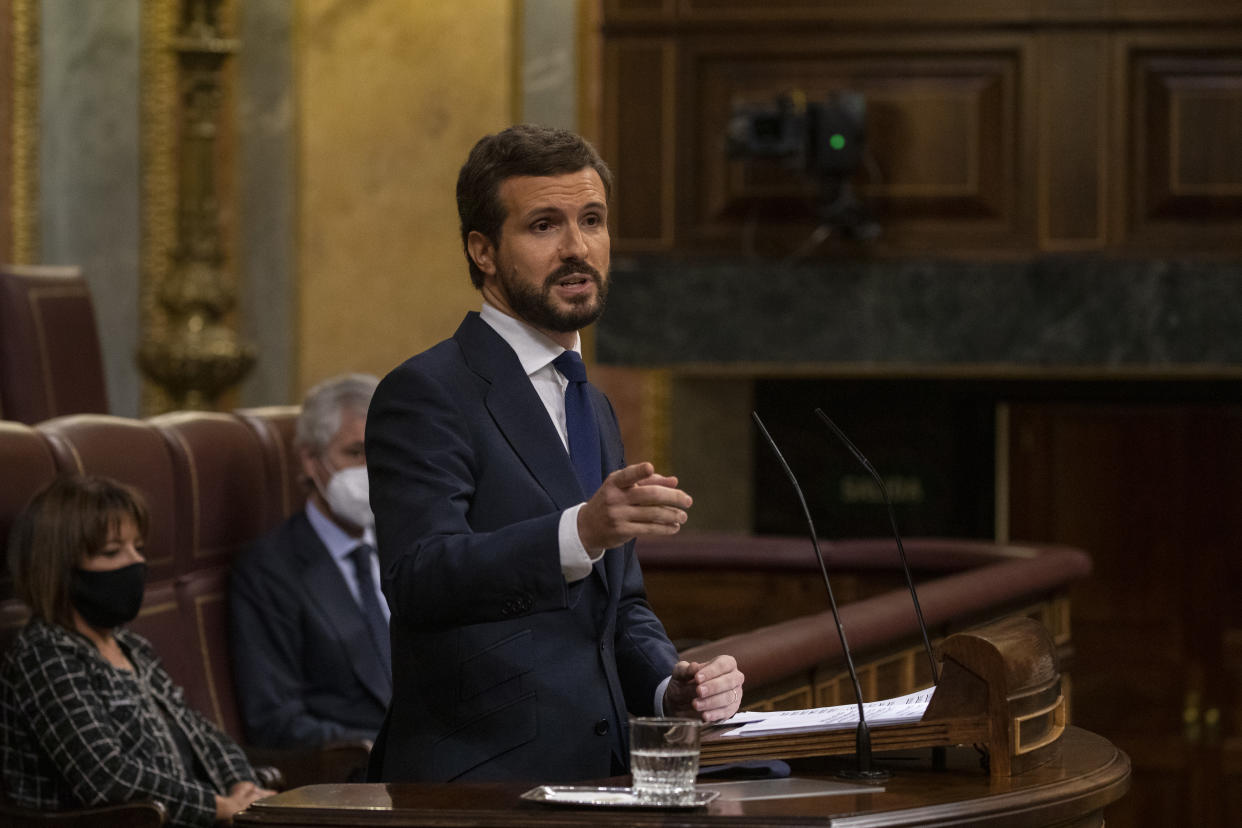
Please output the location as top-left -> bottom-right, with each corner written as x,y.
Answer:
1,475 -> 275,826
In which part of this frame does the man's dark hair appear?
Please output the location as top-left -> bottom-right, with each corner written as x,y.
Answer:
457,124 -> 613,288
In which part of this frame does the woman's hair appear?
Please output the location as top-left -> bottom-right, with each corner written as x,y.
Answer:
7,475 -> 149,628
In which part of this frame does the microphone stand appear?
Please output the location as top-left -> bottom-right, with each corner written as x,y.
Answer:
753,412 -> 890,781
815,407 -> 948,771
814,408 -> 939,686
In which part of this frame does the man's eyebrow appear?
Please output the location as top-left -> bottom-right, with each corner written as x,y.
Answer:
520,205 -> 565,221
520,201 -> 608,222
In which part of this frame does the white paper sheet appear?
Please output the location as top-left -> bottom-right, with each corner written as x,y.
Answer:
720,686 -> 935,737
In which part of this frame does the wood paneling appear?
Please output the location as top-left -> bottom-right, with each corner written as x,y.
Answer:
1038,33 -> 1108,249
1008,404 -> 1242,827
682,36 -> 1029,252
1128,43 -> 1242,248
602,37 -> 676,251
602,4 -> 1242,257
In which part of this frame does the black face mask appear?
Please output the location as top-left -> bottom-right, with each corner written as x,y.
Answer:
70,562 -> 147,629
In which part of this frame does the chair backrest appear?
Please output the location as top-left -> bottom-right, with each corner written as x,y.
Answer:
36,415 -> 182,583
234,405 -> 304,522
0,265 -> 108,423
175,566 -> 245,740
149,411 -> 279,575
0,421 -> 58,602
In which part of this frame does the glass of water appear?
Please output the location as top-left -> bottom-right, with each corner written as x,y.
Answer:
629,716 -> 702,805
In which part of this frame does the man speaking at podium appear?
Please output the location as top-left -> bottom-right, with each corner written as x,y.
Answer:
365,124 -> 744,783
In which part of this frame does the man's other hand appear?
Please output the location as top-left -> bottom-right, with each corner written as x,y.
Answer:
662,655 -> 744,723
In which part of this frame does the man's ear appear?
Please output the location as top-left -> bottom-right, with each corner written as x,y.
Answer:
299,446 -> 319,487
467,230 -> 497,277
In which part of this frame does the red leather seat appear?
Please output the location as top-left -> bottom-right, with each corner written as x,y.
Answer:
0,265 -> 108,424
36,415 -> 182,583
149,411 -> 278,575
0,422 -> 58,596
234,405 -> 304,523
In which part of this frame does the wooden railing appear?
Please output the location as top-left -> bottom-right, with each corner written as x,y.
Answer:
638,534 -> 1090,711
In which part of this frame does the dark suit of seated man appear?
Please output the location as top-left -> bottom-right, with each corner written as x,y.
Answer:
364,125 -> 745,784
230,373 -> 391,749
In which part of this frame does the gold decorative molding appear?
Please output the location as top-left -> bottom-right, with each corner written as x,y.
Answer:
139,0 -> 253,412
10,0 -> 39,263
140,0 -> 179,414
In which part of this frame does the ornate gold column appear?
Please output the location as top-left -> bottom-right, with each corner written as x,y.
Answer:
139,0 -> 253,411
7,0 -> 39,263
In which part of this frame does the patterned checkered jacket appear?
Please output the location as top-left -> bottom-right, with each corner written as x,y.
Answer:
1,617 -> 257,827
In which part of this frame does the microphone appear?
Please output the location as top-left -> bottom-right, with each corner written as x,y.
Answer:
813,408 -> 939,685
752,411 -> 890,781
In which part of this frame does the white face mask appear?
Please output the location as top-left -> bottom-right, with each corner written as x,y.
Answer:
319,464 -> 374,530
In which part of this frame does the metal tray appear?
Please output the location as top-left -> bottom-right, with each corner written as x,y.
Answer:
520,785 -> 719,809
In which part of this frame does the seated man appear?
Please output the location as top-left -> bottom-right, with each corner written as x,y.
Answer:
230,373 -> 390,749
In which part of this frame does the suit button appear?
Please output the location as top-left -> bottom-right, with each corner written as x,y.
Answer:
594,718 -> 609,736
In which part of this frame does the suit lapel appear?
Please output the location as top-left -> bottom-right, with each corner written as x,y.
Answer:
294,515 -> 392,704
456,313 -> 618,594
456,313 -> 585,511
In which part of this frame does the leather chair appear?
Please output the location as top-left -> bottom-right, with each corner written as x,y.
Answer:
234,405 -> 304,523
36,415 -> 182,583
149,411 -> 277,575
147,411 -> 285,740
153,410 -> 368,788
0,265 -> 108,424
0,421 -> 58,601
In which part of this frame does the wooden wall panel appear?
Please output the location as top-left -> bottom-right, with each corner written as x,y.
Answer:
602,38 -> 677,251
1008,403 -> 1242,828
602,0 -> 675,23
603,5 -> 1242,258
677,0 -> 1032,23
682,35 -> 1031,251
607,0 -> 1242,26
1038,33 -> 1108,248
1127,42 -> 1242,249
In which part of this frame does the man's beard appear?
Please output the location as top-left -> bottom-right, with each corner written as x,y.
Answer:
499,259 -> 609,333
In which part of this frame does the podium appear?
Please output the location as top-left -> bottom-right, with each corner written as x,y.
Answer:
235,616 -> 1130,827
700,615 -> 1066,778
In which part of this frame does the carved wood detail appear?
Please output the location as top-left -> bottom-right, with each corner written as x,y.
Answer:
1129,44 -> 1242,247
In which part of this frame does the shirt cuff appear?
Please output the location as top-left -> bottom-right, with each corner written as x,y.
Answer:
654,675 -> 672,716
558,504 -> 603,582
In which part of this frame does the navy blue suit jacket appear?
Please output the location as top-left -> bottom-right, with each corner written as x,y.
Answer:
365,312 -> 678,783
229,510 -> 391,748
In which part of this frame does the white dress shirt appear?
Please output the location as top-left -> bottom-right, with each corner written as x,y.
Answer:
479,302 -> 603,583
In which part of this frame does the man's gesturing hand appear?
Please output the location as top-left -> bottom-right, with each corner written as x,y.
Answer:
577,462 -> 691,551
663,656 -> 744,723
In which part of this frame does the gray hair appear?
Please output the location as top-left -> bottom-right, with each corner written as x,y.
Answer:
295,373 -> 380,454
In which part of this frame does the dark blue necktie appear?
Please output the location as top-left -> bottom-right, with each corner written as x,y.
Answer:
349,544 -> 391,673
553,350 -> 603,496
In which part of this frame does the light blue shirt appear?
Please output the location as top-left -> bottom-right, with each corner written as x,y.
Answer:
305,498 -> 389,622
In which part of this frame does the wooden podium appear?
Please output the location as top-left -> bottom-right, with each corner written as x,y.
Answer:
700,615 -> 1066,778
235,616 -> 1129,827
